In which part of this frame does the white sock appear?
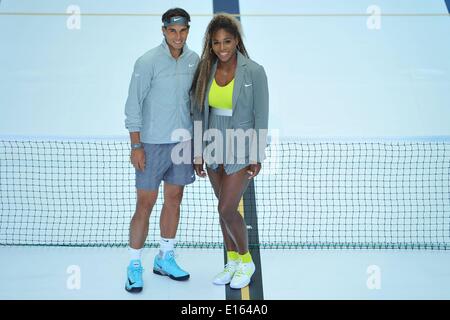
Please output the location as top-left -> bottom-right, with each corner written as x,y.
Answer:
159,237 -> 175,257
129,247 -> 143,262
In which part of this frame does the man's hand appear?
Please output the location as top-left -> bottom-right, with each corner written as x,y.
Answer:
130,148 -> 145,171
247,163 -> 261,179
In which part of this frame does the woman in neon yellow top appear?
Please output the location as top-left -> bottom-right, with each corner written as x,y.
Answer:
191,13 -> 269,290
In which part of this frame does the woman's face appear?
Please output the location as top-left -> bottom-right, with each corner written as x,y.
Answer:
211,28 -> 238,63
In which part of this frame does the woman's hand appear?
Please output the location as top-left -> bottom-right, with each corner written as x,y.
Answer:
130,148 -> 145,171
247,163 -> 261,179
194,157 -> 207,177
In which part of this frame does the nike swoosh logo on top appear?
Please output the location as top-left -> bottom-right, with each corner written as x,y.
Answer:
244,83 -> 252,87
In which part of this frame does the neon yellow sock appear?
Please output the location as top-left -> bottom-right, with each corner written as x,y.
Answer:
240,251 -> 252,263
227,251 -> 239,262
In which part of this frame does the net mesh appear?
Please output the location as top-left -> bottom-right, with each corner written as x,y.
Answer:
1,138 -> 449,249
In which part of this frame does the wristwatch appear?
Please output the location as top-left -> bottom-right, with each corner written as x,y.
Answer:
131,143 -> 143,150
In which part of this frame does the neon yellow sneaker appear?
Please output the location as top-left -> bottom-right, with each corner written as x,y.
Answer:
212,260 -> 238,285
230,261 -> 255,289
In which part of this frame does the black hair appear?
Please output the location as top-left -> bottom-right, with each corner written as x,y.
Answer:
162,8 -> 191,25
191,13 -> 249,111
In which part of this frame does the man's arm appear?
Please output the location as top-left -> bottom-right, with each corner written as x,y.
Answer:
129,131 -> 145,171
125,58 -> 152,171
124,58 -> 152,134
130,132 -> 141,145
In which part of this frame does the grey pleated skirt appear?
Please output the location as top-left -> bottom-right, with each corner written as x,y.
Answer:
205,110 -> 250,175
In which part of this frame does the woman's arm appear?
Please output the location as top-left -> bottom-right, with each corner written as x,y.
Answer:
252,65 -> 269,164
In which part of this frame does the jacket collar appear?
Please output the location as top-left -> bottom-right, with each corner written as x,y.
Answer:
206,51 -> 248,110
210,51 -> 248,76
236,50 -> 248,67
232,51 -> 248,109
161,39 -> 188,59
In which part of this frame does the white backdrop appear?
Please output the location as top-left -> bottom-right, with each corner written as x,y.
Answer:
1,0 -> 449,138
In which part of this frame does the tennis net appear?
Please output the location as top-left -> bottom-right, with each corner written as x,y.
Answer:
1,136 -> 449,249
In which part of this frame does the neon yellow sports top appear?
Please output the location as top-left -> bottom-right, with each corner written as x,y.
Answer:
208,78 -> 234,110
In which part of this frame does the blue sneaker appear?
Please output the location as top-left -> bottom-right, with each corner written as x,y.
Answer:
125,259 -> 144,293
153,251 -> 190,281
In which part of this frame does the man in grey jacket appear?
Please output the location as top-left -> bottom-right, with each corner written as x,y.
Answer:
123,8 -> 199,293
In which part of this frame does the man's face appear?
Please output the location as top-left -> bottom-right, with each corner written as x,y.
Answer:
162,24 -> 189,51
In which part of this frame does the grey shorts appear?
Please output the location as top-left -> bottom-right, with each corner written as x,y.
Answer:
135,140 -> 195,191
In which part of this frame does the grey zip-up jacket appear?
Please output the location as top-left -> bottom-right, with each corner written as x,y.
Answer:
124,40 -> 199,143
193,51 -> 269,163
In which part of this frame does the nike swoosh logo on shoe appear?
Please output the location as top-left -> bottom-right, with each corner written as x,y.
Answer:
128,278 -> 135,286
